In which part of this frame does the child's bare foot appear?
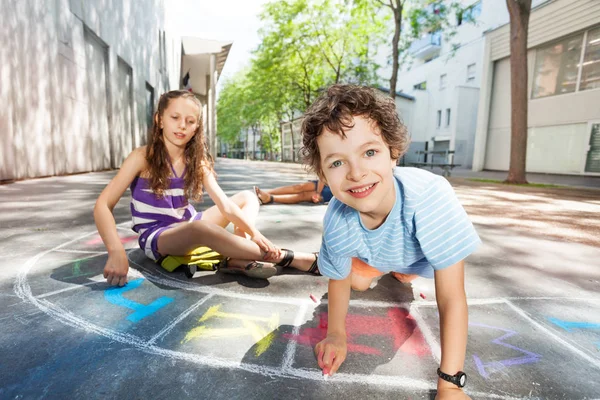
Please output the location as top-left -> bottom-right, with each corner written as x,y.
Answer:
276,249 -> 320,275
253,186 -> 274,205
391,272 -> 418,283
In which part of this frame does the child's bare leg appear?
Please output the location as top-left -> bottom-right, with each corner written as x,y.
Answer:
391,272 -> 419,283
260,190 -> 316,205
264,181 -> 315,195
201,190 -> 259,237
351,273 -> 374,292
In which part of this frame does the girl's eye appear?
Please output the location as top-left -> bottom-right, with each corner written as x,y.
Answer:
330,160 -> 343,168
365,149 -> 377,157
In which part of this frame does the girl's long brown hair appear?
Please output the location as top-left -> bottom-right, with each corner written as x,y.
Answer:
146,90 -> 214,201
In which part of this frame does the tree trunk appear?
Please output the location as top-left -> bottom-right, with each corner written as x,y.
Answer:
389,1 -> 403,99
289,122 -> 296,163
505,0 -> 532,184
244,129 -> 249,160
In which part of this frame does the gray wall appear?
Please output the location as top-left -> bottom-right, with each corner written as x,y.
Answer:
0,0 -> 181,180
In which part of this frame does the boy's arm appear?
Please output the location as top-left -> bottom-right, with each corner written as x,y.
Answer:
434,260 -> 470,397
315,273 -> 352,375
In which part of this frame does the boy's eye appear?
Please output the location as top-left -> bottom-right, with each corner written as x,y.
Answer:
365,149 -> 377,157
330,160 -> 343,168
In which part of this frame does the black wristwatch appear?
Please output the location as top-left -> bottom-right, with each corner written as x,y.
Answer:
437,368 -> 467,388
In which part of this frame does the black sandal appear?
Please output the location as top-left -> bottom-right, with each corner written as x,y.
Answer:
276,249 -> 321,276
254,186 -> 274,205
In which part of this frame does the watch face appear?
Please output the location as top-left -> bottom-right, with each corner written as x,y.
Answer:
459,374 -> 467,387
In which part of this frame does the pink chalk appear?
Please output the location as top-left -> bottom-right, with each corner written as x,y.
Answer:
309,294 -> 318,303
420,293 -> 426,299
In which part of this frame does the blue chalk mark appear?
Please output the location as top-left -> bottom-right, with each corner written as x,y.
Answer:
547,317 -> 600,332
470,322 -> 541,379
104,278 -> 173,323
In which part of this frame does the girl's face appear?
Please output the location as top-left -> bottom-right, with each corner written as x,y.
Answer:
160,97 -> 201,149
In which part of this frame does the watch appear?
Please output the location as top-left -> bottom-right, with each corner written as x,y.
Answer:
437,368 -> 467,388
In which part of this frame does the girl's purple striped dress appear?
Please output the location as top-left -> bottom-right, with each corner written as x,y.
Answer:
130,165 -> 202,261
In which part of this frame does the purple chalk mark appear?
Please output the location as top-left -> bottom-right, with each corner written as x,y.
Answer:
470,322 -> 541,379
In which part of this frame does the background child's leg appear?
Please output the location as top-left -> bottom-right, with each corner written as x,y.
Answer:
265,181 -> 315,195
263,190 -> 316,205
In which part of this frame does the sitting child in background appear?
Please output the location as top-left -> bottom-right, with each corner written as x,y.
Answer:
254,180 -> 333,205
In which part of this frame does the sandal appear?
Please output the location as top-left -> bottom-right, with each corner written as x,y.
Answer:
218,258 -> 277,279
254,186 -> 274,205
277,249 -> 321,276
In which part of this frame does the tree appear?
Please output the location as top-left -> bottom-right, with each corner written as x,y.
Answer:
505,0 -> 532,184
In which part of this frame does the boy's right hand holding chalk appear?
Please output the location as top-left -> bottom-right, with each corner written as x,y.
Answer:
315,332 -> 347,377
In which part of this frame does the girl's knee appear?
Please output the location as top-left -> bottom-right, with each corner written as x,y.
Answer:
233,190 -> 257,205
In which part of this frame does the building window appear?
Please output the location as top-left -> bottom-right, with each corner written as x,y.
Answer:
446,108 -> 451,126
437,110 -> 442,128
532,26 -> 600,98
440,74 -> 447,90
458,1 -> 482,26
467,63 -> 476,82
414,81 -> 427,90
580,26 -> 600,91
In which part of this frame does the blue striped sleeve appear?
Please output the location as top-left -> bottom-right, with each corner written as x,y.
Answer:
413,177 -> 481,270
318,237 -> 352,280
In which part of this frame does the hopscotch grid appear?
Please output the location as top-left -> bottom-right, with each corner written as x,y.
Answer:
281,303 -> 309,371
504,299 -> 600,371
14,228 -> 600,399
147,294 -> 214,345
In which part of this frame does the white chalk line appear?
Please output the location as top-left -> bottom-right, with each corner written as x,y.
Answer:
147,295 -> 214,346
282,303 -> 308,372
410,304 -> 441,363
52,249 -> 108,255
504,299 -> 600,371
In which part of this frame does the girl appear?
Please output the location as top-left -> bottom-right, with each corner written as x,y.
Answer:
94,90 -> 318,286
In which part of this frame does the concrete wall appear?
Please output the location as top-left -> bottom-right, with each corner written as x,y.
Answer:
0,0 -> 181,181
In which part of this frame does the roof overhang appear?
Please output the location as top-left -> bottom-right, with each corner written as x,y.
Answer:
181,37 -> 232,97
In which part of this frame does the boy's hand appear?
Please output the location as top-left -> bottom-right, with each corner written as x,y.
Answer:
251,232 -> 280,261
435,387 -> 471,400
103,250 -> 129,286
314,332 -> 347,376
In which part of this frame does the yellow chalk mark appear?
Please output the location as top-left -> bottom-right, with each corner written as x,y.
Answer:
182,304 -> 280,356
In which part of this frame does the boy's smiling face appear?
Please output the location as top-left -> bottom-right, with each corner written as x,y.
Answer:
318,115 -> 397,228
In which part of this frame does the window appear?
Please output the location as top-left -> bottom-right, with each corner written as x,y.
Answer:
440,74 -> 447,90
437,110 -> 442,128
458,1 -> 481,25
467,63 -> 476,82
580,27 -> 600,91
414,81 -> 427,90
446,108 -> 451,126
531,27 -> 600,98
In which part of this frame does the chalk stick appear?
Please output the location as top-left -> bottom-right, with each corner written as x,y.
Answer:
309,294 -> 319,304
419,292 -> 426,299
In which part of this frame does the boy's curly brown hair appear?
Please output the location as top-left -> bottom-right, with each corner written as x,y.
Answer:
300,84 -> 409,178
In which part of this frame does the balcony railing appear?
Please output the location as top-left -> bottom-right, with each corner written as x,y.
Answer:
409,31 -> 442,59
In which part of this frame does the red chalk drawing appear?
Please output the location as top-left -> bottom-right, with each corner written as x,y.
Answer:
283,308 -> 431,356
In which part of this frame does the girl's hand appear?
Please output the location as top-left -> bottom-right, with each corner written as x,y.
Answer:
103,250 -> 129,286
251,233 -> 280,261
314,332 -> 347,376
435,388 -> 471,400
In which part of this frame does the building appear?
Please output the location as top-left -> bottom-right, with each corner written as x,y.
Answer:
375,0 -> 549,169
473,0 -> 600,175
1,1 -> 230,181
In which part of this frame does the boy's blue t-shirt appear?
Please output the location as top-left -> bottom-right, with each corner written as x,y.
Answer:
318,167 -> 481,280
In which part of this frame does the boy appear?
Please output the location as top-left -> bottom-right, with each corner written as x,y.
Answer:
301,85 -> 480,399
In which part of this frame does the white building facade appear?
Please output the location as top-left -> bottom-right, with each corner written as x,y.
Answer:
473,0 -> 600,175
1,0 -> 231,181
376,0 -> 549,168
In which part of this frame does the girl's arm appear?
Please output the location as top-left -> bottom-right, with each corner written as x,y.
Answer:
315,273 -> 352,375
434,260 -> 470,398
201,167 -> 278,259
94,147 -> 146,286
